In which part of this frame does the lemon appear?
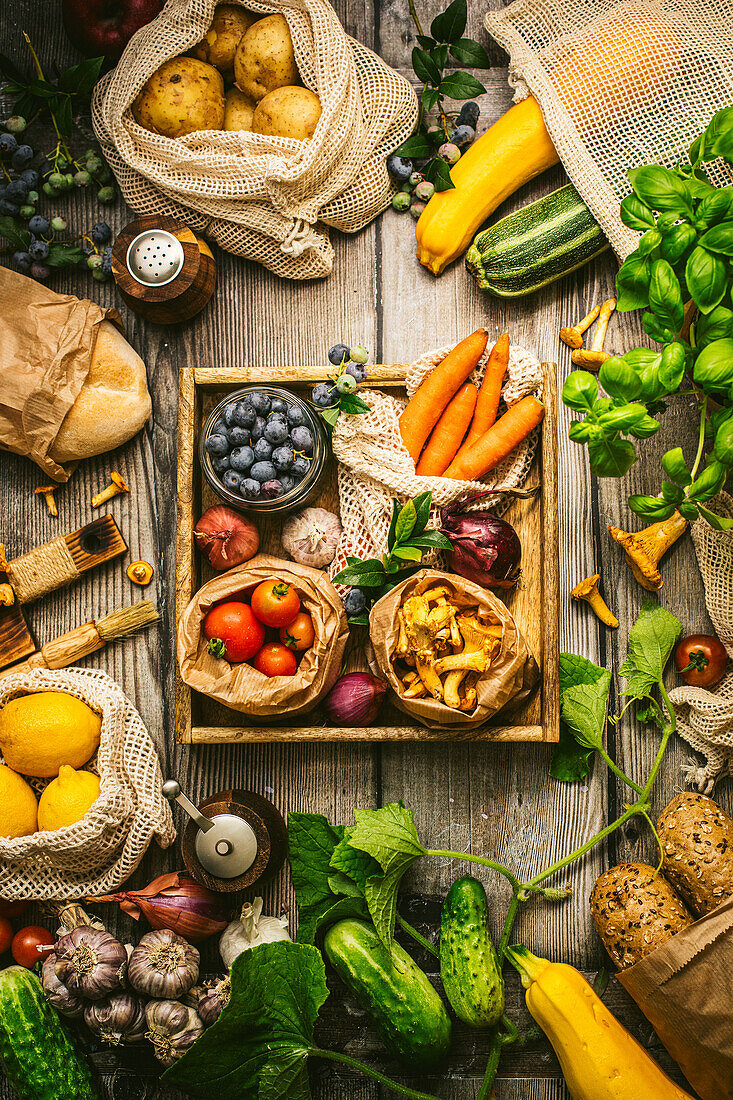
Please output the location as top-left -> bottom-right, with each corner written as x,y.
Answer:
37,765 -> 100,831
0,765 -> 38,838
0,692 -> 101,778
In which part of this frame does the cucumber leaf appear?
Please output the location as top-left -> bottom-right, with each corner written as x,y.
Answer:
620,599 -> 682,700
550,653 -> 610,783
287,813 -> 366,943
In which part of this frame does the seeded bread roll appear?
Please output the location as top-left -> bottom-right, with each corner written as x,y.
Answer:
590,861 -> 693,970
657,792 -> 733,916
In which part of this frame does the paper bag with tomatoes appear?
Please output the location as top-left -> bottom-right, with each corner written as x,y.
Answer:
177,554 -> 349,718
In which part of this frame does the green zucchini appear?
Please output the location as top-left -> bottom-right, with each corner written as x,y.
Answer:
466,183 -> 610,298
440,876 -> 504,1027
0,966 -> 97,1100
323,918 -> 451,1069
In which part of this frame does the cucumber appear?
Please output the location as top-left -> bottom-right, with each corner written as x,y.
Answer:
440,876 -> 504,1027
0,966 -> 97,1100
466,183 -> 610,299
323,918 -> 451,1069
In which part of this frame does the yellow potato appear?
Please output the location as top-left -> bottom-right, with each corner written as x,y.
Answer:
234,14 -> 299,102
132,57 -> 225,139
224,87 -> 256,131
192,4 -> 259,81
251,86 -> 321,140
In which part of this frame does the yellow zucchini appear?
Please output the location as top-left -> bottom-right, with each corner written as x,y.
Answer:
506,945 -> 695,1100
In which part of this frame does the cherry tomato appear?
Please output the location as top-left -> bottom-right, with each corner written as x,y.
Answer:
675,634 -> 729,688
251,580 -> 301,628
0,899 -> 29,919
11,925 -> 54,968
279,611 -> 315,652
0,918 -> 13,955
253,642 -> 298,677
203,601 -> 265,663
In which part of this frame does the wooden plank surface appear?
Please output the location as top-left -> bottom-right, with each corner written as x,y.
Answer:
0,2 -> 730,1099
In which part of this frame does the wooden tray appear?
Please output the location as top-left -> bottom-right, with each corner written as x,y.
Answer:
176,364 -> 559,743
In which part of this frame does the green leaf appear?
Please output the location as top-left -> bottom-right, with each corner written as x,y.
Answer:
703,105 -> 733,161
409,530 -> 453,550
412,491 -> 432,535
660,222 -> 697,264
331,828 -> 382,890
288,813 -> 344,912
561,672 -> 612,752
550,653 -> 609,782
416,34 -> 437,49
697,504 -> 733,530
628,495 -> 676,522
449,38 -> 491,67
46,243 -> 84,269
619,195 -> 656,231
339,392 -> 371,415
54,95 -> 73,137
394,499 -> 417,543
696,304 -> 733,348
430,43 -> 449,70
320,405 -> 340,428
627,165 -> 693,215
387,497 -> 401,551
599,358 -> 642,402
648,259 -> 684,331
346,612 -> 370,627
620,600 -> 682,700
394,133 -> 433,159
615,253 -> 652,311
0,216 -> 30,251
331,559 -> 386,587
685,246 -> 727,314
412,47 -> 442,85
163,942 -> 328,1099
588,437 -> 637,478
687,458 -> 727,502
424,155 -> 455,191
438,71 -> 486,100
696,188 -> 733,227
421,86 -> 441,113
662,447 -> 692,486
390,544 -> 423,562
698,223 -> 733,256
430,0 -> 467,43
562,370 -> 598,412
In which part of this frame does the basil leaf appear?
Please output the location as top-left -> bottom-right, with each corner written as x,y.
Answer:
587,436 -> 637,478
696,188 -> 733,226
642,312 -> 676,346
568,420 -> 596,443
596,404 -> 650,432
714,417 -> 733,466
659,342 -> 687,392
620,600 -> 682,700
693,337 -> 733,395
660,222 -> 697,264
696,304 -> 733,348
438,71 -> 486,99
698,223 -> 733,256
685,246 -> 727,314
662,447 -> 692,485
687,459 -> 727,501
628,495 -> 676,521
697,505 -> 733,531
619,194 -> 656,231
649,259 -> 684,331
628,413 -> 661,440
430,0 -> 467,42
703,104 -> 733,161
562,370 -> 598,411
599,357 -> 642,402
627,165 -> 693,215
661,480 -> 684,503
615,253 -> 652,311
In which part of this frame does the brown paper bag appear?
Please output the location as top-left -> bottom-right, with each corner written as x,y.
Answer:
618,897 -> 733,1100
0,268 -> 120,482
177,554 -> 349,718
369,569 -> 538,730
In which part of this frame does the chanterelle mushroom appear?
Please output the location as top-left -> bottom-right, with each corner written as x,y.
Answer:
434,614 -> 498,709
398,593 -> 459,702
609,511 -> 688,591
571,573 -> 618,628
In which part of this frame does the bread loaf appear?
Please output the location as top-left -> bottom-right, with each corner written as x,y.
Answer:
49,322 -> 152,463
657,792 -> 733,916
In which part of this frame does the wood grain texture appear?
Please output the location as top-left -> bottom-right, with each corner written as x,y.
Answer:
0,2 -> 730,1099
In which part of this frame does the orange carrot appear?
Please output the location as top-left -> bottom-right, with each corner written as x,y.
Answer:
399,328 -> 488,463
415,383 -> 477,477
443,395 -> 545,481
453,332 -> 509,468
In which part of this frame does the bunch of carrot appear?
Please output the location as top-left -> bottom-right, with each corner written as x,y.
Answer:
399,329 -> 545,481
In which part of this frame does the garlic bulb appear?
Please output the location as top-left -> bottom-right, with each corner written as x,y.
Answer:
54,926 -> 127,1001
219,897 -> 290,969
128,928 -> 200,999
197,975 -> 230,1027
281,507 -> 342,568
41,954 -> 85,1019
84,992 -> 146,1045
145,1000 -> 204,1067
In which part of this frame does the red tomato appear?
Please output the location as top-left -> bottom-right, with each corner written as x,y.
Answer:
251,580 -> 301,628
204,601 -> 265,663
12,925 -> 54,968
0,899 -> 29,919
279,611 -> 315,652
675,634 -> 729,688
0,918 -> 12,955
253,642 -> 298,677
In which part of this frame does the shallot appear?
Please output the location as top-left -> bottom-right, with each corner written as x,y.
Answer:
281,507 -> 342,568
194,505 -> 259,570
440,493 -> 522,590
323,672 -> 387,727
91,873 -> 228,943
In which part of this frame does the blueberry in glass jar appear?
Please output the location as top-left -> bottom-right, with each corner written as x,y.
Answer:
253,438 -> 273,461
211,454 -> 230,475
264,418 -> 288,445
227,425 -> 250,447
239,478 -> 261,500
205,433 -> 229,457
280,474 -> 297,493
223,470 -> 242,493
232,400 -> 256,428
291,426 -> 313,453
261,479 -> 284,498
223,403 -> 237,427
292,454 -> 311,478
285,405 -> 305,428
250,391 -> 271,416
251,460 -> 276,483
251,415 -> 267,442
272,446 -> 294,470
212,416 -> 227,437
230,446 -> 255,472
270,397 -> 288,415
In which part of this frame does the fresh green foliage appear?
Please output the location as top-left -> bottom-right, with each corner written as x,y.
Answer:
564,107 -> 733,527
287,813 -> 368,943
0,47 -> 103,137
395,0 -> 489,191
332,492 -> 452,623
0,216 -> 83,269
619,600 -> 682,700
550,653 -> 611,782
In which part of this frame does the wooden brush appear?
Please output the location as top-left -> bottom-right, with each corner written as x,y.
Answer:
0,601 -> 159,679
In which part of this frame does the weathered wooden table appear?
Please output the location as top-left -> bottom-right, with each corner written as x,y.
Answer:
1,2 -> 730,1098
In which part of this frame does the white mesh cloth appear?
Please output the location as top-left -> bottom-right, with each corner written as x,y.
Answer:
92,0 -> 417,279
669,493 -> 733,792
0,668 -> 175,899
484,0 -> 733,260
331,343 -> 543,575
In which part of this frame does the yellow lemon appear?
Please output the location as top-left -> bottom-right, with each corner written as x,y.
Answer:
0,692 -> 101,778
37,765 -> 101,831
0,765 -> 38,838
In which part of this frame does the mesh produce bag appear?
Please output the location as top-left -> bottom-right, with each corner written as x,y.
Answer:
331,343 -> 543,575
484,0 -> 733,260
0,668 -> 174,899
669,493 -> 733,792
92,0 -> 417,280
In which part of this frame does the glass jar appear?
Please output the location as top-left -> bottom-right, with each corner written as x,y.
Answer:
199,385 -> 328,516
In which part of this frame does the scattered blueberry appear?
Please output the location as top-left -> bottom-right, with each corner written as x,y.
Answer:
205,433 -> 229,456
344,587 -> 368,615
336,374 -> 357,395
20,169 -> 39,189
438,142 -> 461,166
414,180 -> 435,203
272,446 -> 294,470
223,470 -> 242,492
458,101 -> 480,129
251,415 -> 267,441
345,362 -> 367,383
13,251 -> 31,272
211,454 -> 230,474
239,478 -> 261,500
349,344 -> 369,364
5,117 -> 26,134
251,460 -> 277,483
250,391 -> 271,416
450,125 -> 475,148
328,343 -> 351,366
311,381 -> 337,407
30,262 -> 49,280
291,426 -> 313,453
6,179 -> 28,204
408,171 -> 425,188
11,145 -> 34,170
392,191 -> 411,212
230,445 -> 255,472
0,200 -> 19,216
51,216 -> 67,232
280,474 -> 297,493
227,425 -> 250,447
28,238 -> 49,260
232,400 -> 256,428
286,405 -> 306,427
410,200 -> 427,220
253,438 -> 273,461
91,222 -> 112,244
270,397 -> 288,415
28,215 -> 50,236
260,479 -> 284,498
386,154 -> 413,182
0,133 -> 18,156
101,250 -> 112,276
292,454 -> 311,478
264,418 -> 288,444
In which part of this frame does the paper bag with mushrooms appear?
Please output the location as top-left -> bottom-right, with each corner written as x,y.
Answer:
177,554 -> 349,719
369,570 -> 538,729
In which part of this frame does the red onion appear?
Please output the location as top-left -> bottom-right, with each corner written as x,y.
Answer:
194,506 -> 259,570
90,873 -> 229,943
323,672 -> 387,727
440,493 -> 522,590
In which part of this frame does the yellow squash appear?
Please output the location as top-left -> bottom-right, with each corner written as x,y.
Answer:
506,945 -> 694,1100
415,96 -> 558,276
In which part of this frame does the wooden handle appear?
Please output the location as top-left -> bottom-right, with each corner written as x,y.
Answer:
0,621 -> 106,680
